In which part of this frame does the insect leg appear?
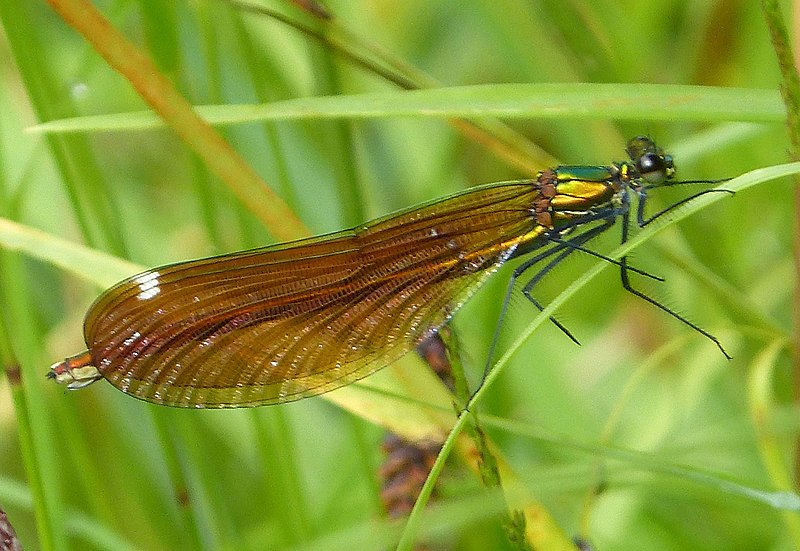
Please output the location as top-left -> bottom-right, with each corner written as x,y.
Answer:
620,201 -> 732,358
637,188 -> 734,227
518,220 -> 618,335
478,219 -> 616,390
479,239 -> 575,386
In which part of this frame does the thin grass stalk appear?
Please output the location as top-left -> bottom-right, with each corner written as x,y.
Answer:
760,0 -> 800,494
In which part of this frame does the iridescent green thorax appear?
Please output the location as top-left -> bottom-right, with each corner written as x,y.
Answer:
530,164 -> 621,231
531,138 -> 677,234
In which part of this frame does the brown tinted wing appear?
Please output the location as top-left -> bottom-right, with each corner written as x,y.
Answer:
85,182 -> 542,407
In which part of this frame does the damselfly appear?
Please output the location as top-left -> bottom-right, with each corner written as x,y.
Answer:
49,136 -> 729,408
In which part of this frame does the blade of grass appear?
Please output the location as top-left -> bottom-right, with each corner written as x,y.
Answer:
31,83 -> 786,134
482,412 -> 800,512
226,0 -> 559,171
45,0 -> 307,241
0,217 -> 140,288
748,338 -> 800,545
0,251 -> 64,551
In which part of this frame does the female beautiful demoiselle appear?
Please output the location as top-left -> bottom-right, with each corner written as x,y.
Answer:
49,136 -> 728,408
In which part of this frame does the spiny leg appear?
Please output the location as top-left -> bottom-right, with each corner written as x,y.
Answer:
618,256 -> 731,358
476,219 -> 619,398
544,235 -> 664,283
517,220 -> 623,341
620,202 -> 732,358
637,188 -> 734,227
479,239 -> 577,386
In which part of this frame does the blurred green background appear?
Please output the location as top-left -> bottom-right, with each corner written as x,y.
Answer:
0,0 -> 796,550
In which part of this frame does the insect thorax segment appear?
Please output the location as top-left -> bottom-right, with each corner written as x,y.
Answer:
533,165 -> 621,231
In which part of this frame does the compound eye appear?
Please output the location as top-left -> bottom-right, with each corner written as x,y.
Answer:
637,152 -> 673,183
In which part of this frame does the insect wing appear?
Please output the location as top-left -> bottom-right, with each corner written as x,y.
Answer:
85,182 -> 541,407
